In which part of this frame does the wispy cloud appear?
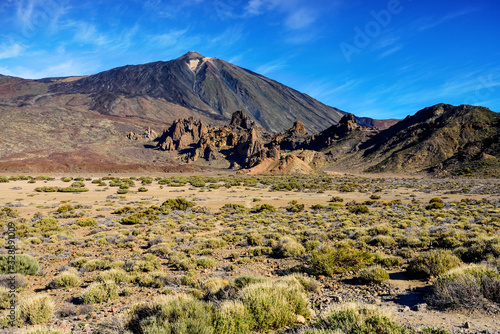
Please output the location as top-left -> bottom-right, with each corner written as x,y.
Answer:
378,45 -> 403,59
0,57 -> 99,79
417,7 -> 480,31
0,42 -> 25,59
256,59 -> 288,75
244,0 -> 320,30
148,29 -> 189,48
71,22 -> 109,45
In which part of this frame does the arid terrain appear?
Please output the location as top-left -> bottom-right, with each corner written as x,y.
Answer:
0,173 -> 499,333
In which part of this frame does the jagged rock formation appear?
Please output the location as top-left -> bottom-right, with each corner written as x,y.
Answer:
156,111 -> 276,168
153,104 -> 500,176
127,128 -> 158,141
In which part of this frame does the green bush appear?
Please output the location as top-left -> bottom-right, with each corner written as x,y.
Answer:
251,204 -> 276,213
430,264 -> 500,310
1,294 -> 54,326
239,279 -> 309,332
97,269 -> 133,284
0,176 -> 9,183
82,281 -> 118,304
347,203 -> 369,214
47,271 -> 80,289
246,232 -> 263,246
273,237 -> 306,258
75,218 -> 97,227
0,254 -> 40,275
161,198 -> 194,211
127,294 -> 215,334
310,246 -> 373,276
57,187 -> 89,192
303,305 -> 449,334
0,287 -> 16,309
407,250 -> 461,278
359,266 -> 390,284
215,301 -> 253,334
197,257 -> 217,269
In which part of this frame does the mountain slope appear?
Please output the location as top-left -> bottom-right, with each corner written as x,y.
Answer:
47,51 -> 353,133
358,104 -> 500,174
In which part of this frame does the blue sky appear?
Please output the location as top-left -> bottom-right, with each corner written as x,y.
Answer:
0,0 -> 499,119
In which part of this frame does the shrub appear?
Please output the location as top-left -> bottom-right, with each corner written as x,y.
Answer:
138,187 -> 148,192
310,246 -> 373,276
96,269 -> 132,284
232,276 -> 268,289
426,197 -> 444,210
239,279 -> 309,332
0,176 -> 9,183
251,204 -> 276,213
329,196 -> 344,203
347,203 -> 369,214
430,264 -> 500,310
47,271 -> 80,289
75,218 -> 97,227
246,232 -> 263,246
127,294 -> 215,334
285,200 -> 305,213
0,287 -> 16,309
407,250 -> 461,278
161,198 -> 194,211
273,237 -> 306,258
303,304 -> 449,334
1,294 -> 54,326
82,281 -> 118,304
0,254 -> 40,275
215,301 -> 253,334
359,266 -> 389,284
57,187 -> 89,192
197,257 -> 216,269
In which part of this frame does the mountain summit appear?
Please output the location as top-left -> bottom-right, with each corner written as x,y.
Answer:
46,51 -> 364,133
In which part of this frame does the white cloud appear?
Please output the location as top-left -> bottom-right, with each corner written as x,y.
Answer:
284,7 -> 316,30
0,42 -> 24,59
417,7 -> 480,32
256,60 -> 288,75
378,45 -> 402,59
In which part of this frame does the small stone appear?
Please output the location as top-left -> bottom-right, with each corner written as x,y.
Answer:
464,322 -> 472,329
399,306 -> 410,312
78,314 -> 86,320
60,320 -> 68,328
297,315 -> 306,324
332,295 -> 342,303
413,303 -> 427,311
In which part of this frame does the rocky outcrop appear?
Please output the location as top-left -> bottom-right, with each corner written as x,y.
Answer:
127,128 -> 158,141
230,110 -> 254,130
156,117 -> 207,151
155,111 -> 272,168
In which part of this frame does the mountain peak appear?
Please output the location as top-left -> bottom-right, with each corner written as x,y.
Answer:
177,51 -> 205,61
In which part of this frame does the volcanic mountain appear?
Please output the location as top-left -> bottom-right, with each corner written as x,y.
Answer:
45,51 -> 367,133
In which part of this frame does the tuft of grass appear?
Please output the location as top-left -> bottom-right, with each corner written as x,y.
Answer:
430,264 -> 500,310
47,271 -> 80,289
407,250 -> 461,278
310,246 -> 373,276
301,304 -> 450,334
0,254 -> 40,275
0,294 -> 54,327
359,266 -> 390,284
127,294 -> 215,334
82,281 -> 118,304
239,279 -> 310,332
214,301 -> 253,334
